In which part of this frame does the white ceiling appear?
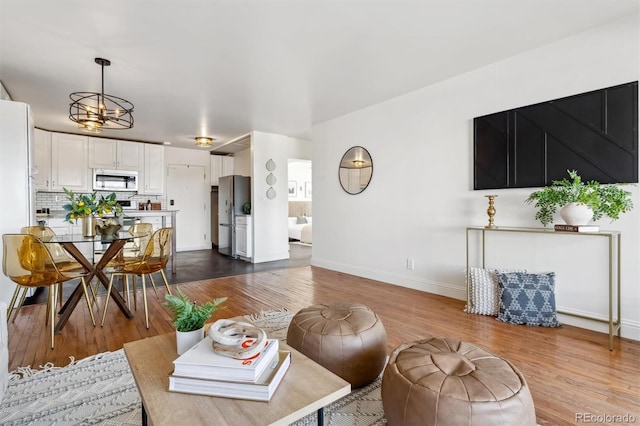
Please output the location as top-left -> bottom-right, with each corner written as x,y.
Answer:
1,0 -> 638,153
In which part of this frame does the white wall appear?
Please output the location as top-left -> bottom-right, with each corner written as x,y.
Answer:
234,148 -> 251,177
251,131 -> 291,262
312,15 -> 640,339
249,133 -> 312,262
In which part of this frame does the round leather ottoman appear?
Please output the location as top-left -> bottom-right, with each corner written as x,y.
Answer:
382,337 -> 536,426
287,302 -> 387,388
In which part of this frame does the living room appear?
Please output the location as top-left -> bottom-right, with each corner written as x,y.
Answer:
1,1 -> 639,424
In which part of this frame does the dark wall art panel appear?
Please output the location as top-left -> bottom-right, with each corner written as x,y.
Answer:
474,81 -> 638,190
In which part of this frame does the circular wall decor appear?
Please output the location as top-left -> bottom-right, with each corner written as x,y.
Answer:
266,159 -> 276,172
266,187 -> 277,199
266,173 -> 277,185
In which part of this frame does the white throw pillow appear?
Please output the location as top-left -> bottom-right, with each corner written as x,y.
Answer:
464,267 -> 527,316
0,302 -> 8,403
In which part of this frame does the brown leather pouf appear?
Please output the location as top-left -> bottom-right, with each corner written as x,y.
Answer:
382,337 -> 537,426
287,302 -> 387,388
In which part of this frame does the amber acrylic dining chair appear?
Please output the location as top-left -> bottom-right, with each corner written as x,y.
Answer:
15,226 -> 90,322
102,227 -> 173,328
2,234 -> 95,348
105,222 -> 153,307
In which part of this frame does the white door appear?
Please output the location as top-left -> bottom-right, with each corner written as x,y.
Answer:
166,164 -> 207,251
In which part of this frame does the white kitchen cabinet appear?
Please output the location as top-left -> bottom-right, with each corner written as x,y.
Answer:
34,128 -> 52,191
51,133 -> 89,192
139,143 -> 165,195
89,138 -> 142,171
210,155 -> 234,186
235,215 -> 252,258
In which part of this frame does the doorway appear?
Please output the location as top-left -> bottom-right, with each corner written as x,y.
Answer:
166,164 -> 207,251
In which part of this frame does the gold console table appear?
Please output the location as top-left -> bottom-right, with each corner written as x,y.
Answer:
465,226 -> 621,350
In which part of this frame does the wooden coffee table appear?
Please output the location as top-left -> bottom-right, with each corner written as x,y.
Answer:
124,333 -> 351,425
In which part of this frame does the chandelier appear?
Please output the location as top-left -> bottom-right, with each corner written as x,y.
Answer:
69,58 -> 134,133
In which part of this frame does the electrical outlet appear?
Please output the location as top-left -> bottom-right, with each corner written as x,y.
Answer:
406,258 -> 415,270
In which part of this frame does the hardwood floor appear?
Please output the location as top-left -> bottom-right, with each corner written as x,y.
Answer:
7,266 -> 640,425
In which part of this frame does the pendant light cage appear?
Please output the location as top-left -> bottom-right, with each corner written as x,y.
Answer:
69,58 -> 134,132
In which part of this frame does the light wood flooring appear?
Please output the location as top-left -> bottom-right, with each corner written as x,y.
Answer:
7,266 -> 640,425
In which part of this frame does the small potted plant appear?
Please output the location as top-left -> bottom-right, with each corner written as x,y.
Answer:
164,288 -> 227,354
525,170 -> 633,226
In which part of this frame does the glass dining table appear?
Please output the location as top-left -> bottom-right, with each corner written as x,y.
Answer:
42,231 -> 141,333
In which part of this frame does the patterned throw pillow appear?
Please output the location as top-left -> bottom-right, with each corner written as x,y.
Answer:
296,216 -> 308,224
495,272 -> 562,327
464,267 -> 527,316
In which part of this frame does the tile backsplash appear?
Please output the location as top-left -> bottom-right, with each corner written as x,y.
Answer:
36,191 -> 166,212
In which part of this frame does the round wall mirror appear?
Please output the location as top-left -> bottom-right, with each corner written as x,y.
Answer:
339,146 -> 373,195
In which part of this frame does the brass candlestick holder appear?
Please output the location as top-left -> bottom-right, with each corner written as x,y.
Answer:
485,195 -> 498,228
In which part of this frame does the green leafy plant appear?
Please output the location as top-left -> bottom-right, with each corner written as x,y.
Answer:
163,288 -> 227,332
62,187 -> 123,223
525,170 -> 633,226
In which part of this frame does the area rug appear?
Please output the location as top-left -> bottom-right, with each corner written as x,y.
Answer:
0,310 -> 386,425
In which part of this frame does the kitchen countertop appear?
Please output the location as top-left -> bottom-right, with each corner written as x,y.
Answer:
122,210 -> 178,216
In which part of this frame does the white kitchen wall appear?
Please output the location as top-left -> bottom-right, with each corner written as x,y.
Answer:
312,15 -> 640,339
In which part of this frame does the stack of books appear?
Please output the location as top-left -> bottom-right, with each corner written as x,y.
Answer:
554,224 -> 600,233
169,337 -> 291,401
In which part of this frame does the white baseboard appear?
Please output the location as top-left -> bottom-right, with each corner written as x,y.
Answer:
311,258 -> 467,301
310,258 -> 640,342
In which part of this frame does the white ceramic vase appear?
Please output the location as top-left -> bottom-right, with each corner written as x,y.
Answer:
176,327 -> 204,355
560,202 -> 593,225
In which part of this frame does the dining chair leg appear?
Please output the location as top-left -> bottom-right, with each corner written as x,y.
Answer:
48,284 -> 57,349
81,277 -> 96,326
160,269 -> 172,295
101,274 -> 117,327
45,286 -> 52,326
87,277 -> 100,310
13,287 -> 28,321
148,274 -> 160,299
123,274 -> 130,306
9,285 -> 28,323
141,274 -> 149,329
132,275 -> 138,311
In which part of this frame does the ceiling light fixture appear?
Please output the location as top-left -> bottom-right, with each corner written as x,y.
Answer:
352,160 -> 366,167
69,57 -> 134,133
195,136 -> 213,147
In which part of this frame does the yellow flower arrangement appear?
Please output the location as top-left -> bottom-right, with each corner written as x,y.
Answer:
62,188 -> 123,224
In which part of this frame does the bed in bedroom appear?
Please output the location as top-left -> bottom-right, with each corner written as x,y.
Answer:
288,201 -> 312,244
288,216 -> 312,244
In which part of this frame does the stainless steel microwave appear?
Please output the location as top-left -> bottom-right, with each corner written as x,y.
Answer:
93,169 -> 138,191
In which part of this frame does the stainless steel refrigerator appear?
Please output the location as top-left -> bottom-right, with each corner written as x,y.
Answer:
0,100 -> 36,306
218,175 -> 250,257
